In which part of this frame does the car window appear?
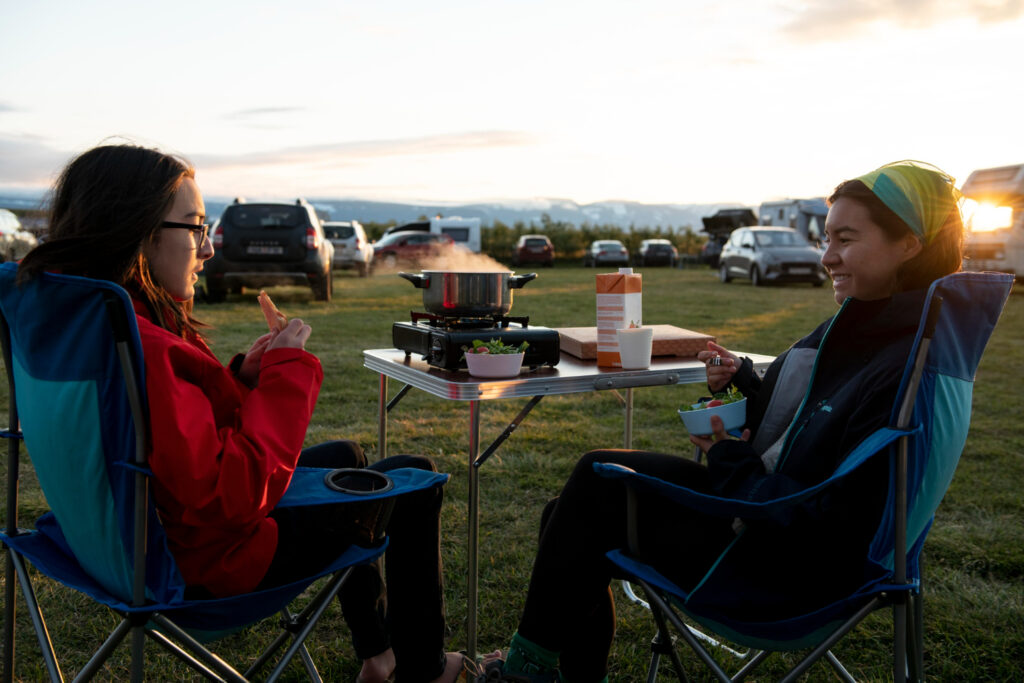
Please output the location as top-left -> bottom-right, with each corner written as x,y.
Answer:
756,231 -> 799,247
226,205 -> 305,228
328,226 -> 355,239
524,238 -> 548,247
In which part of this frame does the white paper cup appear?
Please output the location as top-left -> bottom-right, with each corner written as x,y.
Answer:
616,327 -> 653,369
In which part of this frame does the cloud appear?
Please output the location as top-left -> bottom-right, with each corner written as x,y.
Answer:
0,134 -> 71,185
0,102 -> 19,113
780,0 -> 1024,42
192,130 -> 539,170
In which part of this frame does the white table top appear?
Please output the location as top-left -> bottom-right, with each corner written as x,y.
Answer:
363,348 -> 775,401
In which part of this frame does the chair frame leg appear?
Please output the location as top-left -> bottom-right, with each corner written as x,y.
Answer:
8,550 -> 63,682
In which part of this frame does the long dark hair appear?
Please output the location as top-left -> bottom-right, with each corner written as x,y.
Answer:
18,143 -> 203,337
827,180 -> 963,292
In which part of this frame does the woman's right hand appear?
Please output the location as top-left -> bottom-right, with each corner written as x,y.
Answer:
268,318 -> 312,351
697,341 -> 740,392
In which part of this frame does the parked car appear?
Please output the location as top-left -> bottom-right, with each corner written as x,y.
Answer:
324,220 -> 372,276
512,234 -> 554,267
635,238 -> 678,267
700,237 -> 725,268
372,230 -> 456,269
0,209 -> 38,262
204,198 -> 335,302
583,239 -> 629,267
718,227 -> 827,287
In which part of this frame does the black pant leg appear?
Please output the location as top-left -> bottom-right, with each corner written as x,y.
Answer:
367,454 -> 448,683
517,449 -> 735,681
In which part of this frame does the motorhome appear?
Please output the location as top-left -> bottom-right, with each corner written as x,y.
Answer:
382,215 -> 482,253
758,198 -> 828,243
961,163 -> 1024,281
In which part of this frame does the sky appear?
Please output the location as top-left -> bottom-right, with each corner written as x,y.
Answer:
2,0 -> 1023,207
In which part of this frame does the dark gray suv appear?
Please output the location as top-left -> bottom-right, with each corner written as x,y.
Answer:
204,198 -> 334,302
719,227 -> 826,287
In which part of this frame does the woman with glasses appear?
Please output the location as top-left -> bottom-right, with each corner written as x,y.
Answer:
18,143 -> 471,683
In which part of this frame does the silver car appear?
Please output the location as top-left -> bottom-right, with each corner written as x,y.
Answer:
719,227 -> 826,287
324,220 -> 372,276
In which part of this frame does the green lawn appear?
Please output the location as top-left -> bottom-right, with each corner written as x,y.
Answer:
2,265 -> 1022,681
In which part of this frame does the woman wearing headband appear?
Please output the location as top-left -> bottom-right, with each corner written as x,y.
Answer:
477,161 -> 964,683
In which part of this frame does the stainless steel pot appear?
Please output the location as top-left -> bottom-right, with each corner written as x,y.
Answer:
398,270 -> 537,317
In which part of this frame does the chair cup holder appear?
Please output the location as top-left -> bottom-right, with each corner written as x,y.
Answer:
323,468 -> 396,547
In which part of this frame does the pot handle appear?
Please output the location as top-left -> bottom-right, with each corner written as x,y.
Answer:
509,273 -> 537,289
398,272 -> 429,288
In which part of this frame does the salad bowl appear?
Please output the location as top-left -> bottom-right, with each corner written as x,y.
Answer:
678,393 -> 747,435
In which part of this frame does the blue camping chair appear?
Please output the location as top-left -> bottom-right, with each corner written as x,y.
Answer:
596,271 -> 1013,682
0,262 -> 449,682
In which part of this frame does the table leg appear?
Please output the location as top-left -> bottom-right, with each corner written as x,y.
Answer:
624,387 -> 634,449
467,399 -> 481,660
376,374 -> 387,462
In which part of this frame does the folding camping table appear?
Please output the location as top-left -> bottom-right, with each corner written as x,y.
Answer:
363,348 -> 774,659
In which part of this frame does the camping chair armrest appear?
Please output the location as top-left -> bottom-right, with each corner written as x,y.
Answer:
595,425 -> 918,523
277,466 -> 449,508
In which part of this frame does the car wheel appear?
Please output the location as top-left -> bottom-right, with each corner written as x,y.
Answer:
751,266 -> 763,287
812,279 -> 824,288
385,254 -> 398,269
313,269 -> 333,302
358,262 -> 369,277
719,264 -> 731,283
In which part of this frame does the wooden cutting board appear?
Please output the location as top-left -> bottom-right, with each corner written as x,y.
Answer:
555,325 -> 715,360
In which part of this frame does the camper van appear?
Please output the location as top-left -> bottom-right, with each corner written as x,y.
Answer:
961,163 -> 1024,281
758,198 -> 828,244
382,216 -> 482,253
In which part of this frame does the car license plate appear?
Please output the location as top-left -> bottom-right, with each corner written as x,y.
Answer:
247,245 -> 284,255
789,267 -> 811,275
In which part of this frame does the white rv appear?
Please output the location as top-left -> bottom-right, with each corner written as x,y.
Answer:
382,215 -> 482,253
430,216 -> 481,253
961,163 -> 1024,281
758,198 -> 828,244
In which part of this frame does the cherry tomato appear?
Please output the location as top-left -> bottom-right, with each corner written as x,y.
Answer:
706,399 -> 724,408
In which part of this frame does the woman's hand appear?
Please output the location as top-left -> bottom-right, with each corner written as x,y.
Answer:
689,415 -> 751,454
697,341 -> 740,392
268,318 -> 312,351
237,332 -> 274,388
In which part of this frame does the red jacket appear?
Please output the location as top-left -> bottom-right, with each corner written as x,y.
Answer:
133,301 -> 323,597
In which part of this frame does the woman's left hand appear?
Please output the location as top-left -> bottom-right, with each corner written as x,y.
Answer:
689,414 -> 751,454
237,332 -> 274,388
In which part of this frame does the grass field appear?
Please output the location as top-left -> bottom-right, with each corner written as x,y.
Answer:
2,264 -> 1022,681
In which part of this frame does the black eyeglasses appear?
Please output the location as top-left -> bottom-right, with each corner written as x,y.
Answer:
161,221 -> 210,248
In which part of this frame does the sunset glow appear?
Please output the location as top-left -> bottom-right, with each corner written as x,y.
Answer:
963,200 -> 1014,232
2,1 -> 1023,206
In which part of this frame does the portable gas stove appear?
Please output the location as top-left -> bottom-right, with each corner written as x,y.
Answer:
392,312 -> 561,371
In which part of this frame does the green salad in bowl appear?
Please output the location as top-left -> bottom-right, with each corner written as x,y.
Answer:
678,387 -> 747,434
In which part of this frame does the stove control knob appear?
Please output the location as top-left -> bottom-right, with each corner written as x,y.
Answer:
429,337 -> 445,364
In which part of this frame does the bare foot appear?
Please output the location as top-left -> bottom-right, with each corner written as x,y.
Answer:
357,647 -> 395,683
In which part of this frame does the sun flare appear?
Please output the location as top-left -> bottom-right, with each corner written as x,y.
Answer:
963,199 -> 1014,232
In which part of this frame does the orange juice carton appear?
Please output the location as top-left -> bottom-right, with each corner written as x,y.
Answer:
596,267 -> 642,367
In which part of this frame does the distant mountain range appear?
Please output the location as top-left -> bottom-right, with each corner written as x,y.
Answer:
0,187 -> 744,233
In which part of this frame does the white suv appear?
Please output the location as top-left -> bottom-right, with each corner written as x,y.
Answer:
324,220 -> 372,276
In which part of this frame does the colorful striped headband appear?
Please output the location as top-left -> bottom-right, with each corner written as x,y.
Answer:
855,160 -> 962,245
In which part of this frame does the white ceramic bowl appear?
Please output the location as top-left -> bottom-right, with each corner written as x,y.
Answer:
464,351 -> 525,378
677,397 -> 747,435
